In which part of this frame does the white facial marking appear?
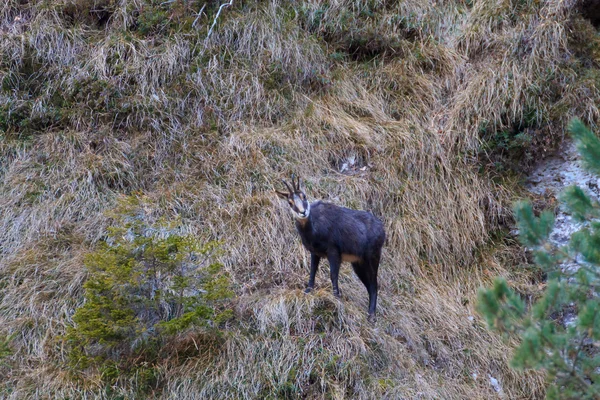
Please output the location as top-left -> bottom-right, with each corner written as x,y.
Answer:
294,197 -> 305,213
292,199 -> 310,220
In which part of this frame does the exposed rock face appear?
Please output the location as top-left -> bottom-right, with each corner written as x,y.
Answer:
526,141 -> 599,249
525,140 -> 599,323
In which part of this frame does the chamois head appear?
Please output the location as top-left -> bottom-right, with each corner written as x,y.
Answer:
276,175 -> 310,219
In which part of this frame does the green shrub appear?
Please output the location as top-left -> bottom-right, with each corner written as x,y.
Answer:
66,195 -> 233,390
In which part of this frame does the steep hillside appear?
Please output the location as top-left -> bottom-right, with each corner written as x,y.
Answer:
1,0 -> 599,398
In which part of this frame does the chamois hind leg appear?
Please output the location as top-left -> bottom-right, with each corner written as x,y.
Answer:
352,261 -> 377,322
351,262 -> 369,288
366,253 -> 381,322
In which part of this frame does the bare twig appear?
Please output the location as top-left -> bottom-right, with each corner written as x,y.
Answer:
192,3 -> 206,29
206,0 -> 233,40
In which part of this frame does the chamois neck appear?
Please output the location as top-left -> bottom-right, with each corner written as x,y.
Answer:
294,209 -> 312,229
295,215 -> 309,227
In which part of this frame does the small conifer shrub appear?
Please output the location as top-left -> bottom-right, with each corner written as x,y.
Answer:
66,195 -> 233,389
478,119 -> 600,399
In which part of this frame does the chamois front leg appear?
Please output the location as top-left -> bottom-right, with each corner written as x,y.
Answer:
327,251 -> 341,298
305,253 -> 320,293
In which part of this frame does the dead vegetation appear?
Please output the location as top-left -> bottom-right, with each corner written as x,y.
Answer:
1,0 -> 599,398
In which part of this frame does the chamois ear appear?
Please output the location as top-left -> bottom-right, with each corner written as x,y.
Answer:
275,190 -> 289,199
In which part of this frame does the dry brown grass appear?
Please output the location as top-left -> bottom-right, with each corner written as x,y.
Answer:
1,0 -> 599,398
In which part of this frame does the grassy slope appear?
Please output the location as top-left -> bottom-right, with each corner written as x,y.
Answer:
1,0 -> 599,398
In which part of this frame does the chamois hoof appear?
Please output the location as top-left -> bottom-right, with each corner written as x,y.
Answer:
332,289 -> 341,299
367,313 -> 377,324
304,287 -> 314,294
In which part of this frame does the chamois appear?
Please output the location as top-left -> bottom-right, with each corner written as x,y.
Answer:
276,176 -> 386,322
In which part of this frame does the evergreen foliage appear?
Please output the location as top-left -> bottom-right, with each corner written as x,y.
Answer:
65,195 -> 233,389
478,119 -> 600,399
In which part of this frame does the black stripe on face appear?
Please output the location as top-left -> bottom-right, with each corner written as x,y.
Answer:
293,195 -> 305,213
